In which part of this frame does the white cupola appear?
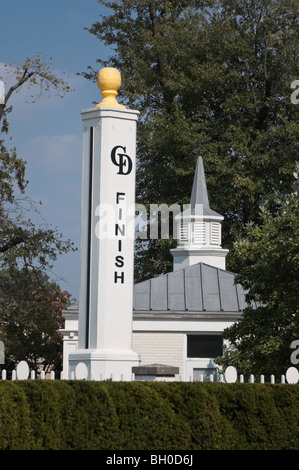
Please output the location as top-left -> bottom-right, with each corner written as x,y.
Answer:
171,156 -> 229,271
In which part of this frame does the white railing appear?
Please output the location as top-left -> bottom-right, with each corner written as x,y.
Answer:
189,373 -> 286,383
1,362 -> 299,384
1,369 -> 59,381
1,361 -> 60,381
189,365 -> 299,384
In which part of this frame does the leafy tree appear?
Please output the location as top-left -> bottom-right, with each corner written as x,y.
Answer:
84,0 -> 299,281
0,56 -> 74,371
0,268 -> 71,375
0,54 -> 71,133
0,55 -> 74,264
216,192 -> 299,378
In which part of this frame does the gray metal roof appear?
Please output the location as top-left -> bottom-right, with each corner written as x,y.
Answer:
133,263 -> 248,314
65,264 -> 249,319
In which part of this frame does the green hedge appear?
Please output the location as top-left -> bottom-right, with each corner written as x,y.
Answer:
0,380 -> 298,450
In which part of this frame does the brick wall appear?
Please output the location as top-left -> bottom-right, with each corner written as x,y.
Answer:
132,332 -> 185,379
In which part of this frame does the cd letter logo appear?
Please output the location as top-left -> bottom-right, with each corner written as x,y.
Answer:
111,145 -> 132,175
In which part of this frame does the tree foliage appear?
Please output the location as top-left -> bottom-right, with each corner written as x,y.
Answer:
85,0 -> 299,280
0,269 -> 71,374
0,55 -> 74,262
0,54 -> 72,133
217,193 -> 299,377
0,56 -> 74,371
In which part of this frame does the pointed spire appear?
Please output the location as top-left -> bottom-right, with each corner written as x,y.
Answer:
171,155 -> 228,271
190,157 -> 222,217
190,156 -> 210,212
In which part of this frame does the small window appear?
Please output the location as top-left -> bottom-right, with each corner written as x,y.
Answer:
187,335 -> 222,358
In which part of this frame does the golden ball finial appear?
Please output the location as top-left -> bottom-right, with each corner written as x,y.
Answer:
95,67 -> 126,109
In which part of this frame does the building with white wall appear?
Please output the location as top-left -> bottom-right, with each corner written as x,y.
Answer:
61,156 -> 248,381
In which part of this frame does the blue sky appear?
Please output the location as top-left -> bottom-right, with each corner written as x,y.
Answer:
1,0 -> 113,300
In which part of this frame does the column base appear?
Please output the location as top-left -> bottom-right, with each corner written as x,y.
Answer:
68,348 -> 140,381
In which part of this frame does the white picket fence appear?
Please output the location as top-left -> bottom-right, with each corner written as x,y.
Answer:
1,362 -> 299,384
190,372 -> 292,384
1,369 -> 58,380
191,365 -> 299,385
1,361 -> 61,381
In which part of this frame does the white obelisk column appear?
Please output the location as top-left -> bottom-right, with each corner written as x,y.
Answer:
68,68 -> 140,380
